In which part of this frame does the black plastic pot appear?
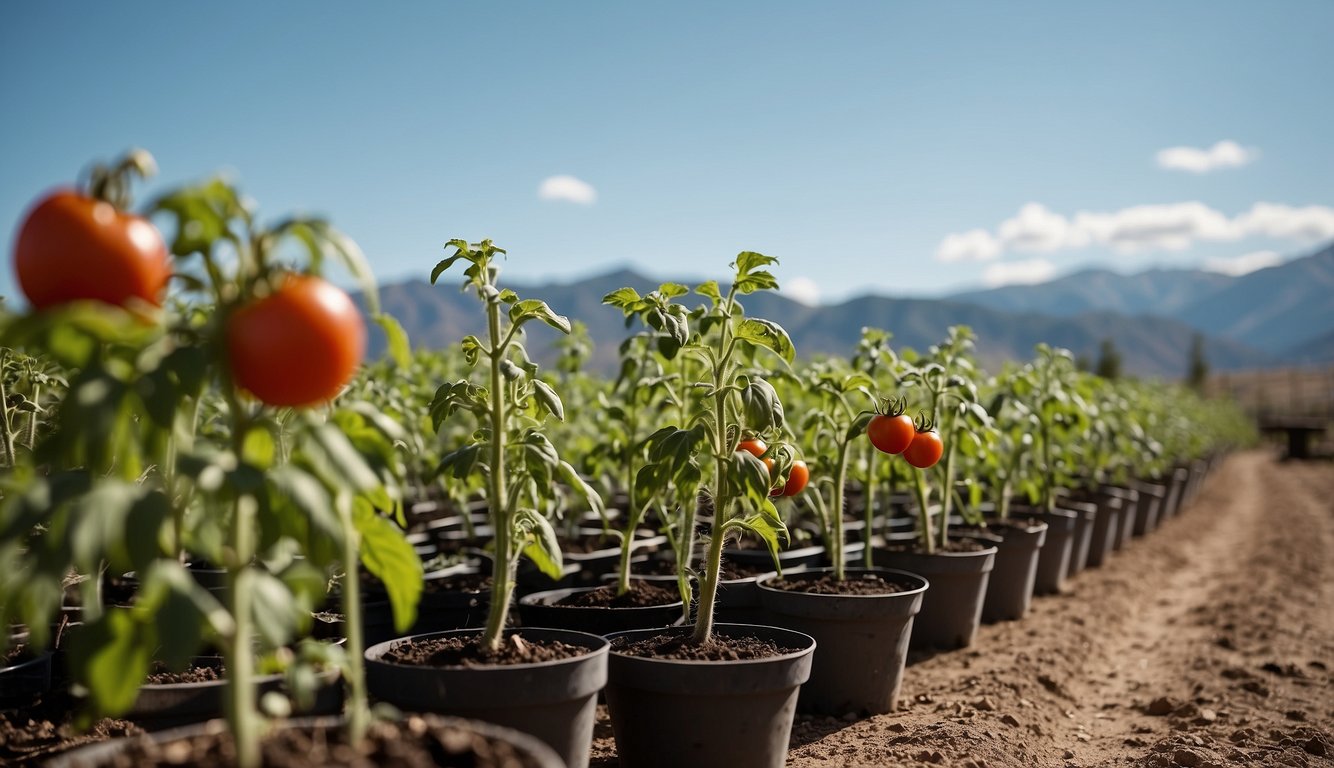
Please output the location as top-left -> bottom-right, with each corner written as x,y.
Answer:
713,546 -> 821,625
1060,500 -> 1099,579
1033,508 -> 1078,595
603,623 -> 815,768
360,564 -> 490,646
1083,493 -> 1122,568
872,541 -> 996,650
365,627 -> 608,768
976,518 -> 1048,622
518,586 -> 684,635
756,569 -> 927,714
46,714 -> 563,768
128,657 -> 342,730
0,648 -> 52,709
1133,480 -> 1167,533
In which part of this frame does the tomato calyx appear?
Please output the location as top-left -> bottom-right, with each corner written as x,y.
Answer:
874,395 -> 909,418
84,149 -> 158,211
913,412 -> 937,434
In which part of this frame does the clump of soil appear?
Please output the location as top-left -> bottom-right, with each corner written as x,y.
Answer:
144,661 -> 224,685
766,572 -> 907,595
83,715 -> 544,768
382,634 -> 587,667
612,632 -> 798,661
3,643 -> 31,666
425,571 -> 491,593
0,689 -> 142,766
558,533 -> 622,554
553,582 -> 680,608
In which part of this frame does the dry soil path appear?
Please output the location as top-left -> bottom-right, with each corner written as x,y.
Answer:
592,450 -> 1334,767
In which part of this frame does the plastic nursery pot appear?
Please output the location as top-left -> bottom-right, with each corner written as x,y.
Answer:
1163,466 -> 1189,520
714,547 -> 821,625
1098,486 -> 1140,542
1083,492 -> 1122,568
603,623 -> 816,768
1059,500 -> 1099,581
46,713 -> 564,768
757,568 -> 927,715
873,539 -> 997,650
974,517 -> 1049,623
128,656 -> 343,730
1133,480 -> 1168,533
360,563 -> 490,646
518,585 -> 685,635
558,527 -> 669,588
0,642 -> 52,709
1031,508 -> 1077,596
365,627 -> 609,768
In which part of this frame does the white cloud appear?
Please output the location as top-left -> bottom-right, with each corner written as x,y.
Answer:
1204,250 -> 1282,276
997,203 -> 1090,252
1074,202 -> 1234,253
537,175 -> 597,205
783,276 -> 821,306
1234,202 -> 1334,241
983,258 -> 1056,287
936,229 -> 1001,262
934,201 -> 1334,262
1156,140 -> 1255,173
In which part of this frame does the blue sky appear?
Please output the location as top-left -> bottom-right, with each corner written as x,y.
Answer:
3,2 -> 1332,305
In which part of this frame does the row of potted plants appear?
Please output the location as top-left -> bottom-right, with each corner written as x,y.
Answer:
0,150 -> 1253,768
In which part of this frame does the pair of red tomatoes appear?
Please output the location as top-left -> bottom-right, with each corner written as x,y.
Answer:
13,190 -> 364,407
867,414 -> 943,469
737,439 -> 810,497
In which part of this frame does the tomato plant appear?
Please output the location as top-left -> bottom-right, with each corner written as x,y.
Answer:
14,152 -> 171,312
430,239 -> 602,652
608,251 -> 795,644
227,274 -> 366,407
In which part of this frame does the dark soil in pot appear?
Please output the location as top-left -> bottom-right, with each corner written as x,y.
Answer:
129,656 -> 342,730
961,517 -> 1049,622
45,714 -> 563,768
873,538 -> 996,650
0,689 -> 141,767
757,569 -> 927,715
518,582 -> 684,635
365,627 -> 609,768
711,555 -> 812,625
603,623 -> 815,768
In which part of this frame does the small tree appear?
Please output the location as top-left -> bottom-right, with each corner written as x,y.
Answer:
1186,333 -> 1209,393
1094,338 -> 1122,380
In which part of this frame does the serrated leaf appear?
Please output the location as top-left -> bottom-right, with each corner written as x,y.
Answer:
734,318 -> 795,363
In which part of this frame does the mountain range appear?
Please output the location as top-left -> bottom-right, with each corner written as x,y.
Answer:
361,242 -> 1334,378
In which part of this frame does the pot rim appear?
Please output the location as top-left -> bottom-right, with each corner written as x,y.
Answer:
364,627 -> 610,671
754,567 -> 929,599
518,585 -> 685,612
604,622 -> 816,667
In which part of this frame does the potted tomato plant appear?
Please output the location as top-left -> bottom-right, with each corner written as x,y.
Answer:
597,252 -> 815,768
870,327 -> 997,650
363,238 -> 609,768
755,358 -> 928,715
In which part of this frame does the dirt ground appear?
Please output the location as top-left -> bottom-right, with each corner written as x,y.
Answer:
591,450 -> 1334,767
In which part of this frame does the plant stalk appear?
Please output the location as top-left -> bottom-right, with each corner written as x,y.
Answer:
338,501 -> 369,744
481,291 -> 512,651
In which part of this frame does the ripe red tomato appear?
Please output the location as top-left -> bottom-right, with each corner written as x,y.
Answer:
904,431 -> 944,469
867,413 -> 915,455
781,460 -> 809,496
226,274 -> 366,407
14,190 -> 171,310
737,438 -> 767,458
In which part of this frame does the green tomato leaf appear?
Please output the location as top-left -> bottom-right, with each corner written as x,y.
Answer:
517,508 -> 563,579
374,313 -> 412,367
734,318 -> 795,363
353,500 -> 423,634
